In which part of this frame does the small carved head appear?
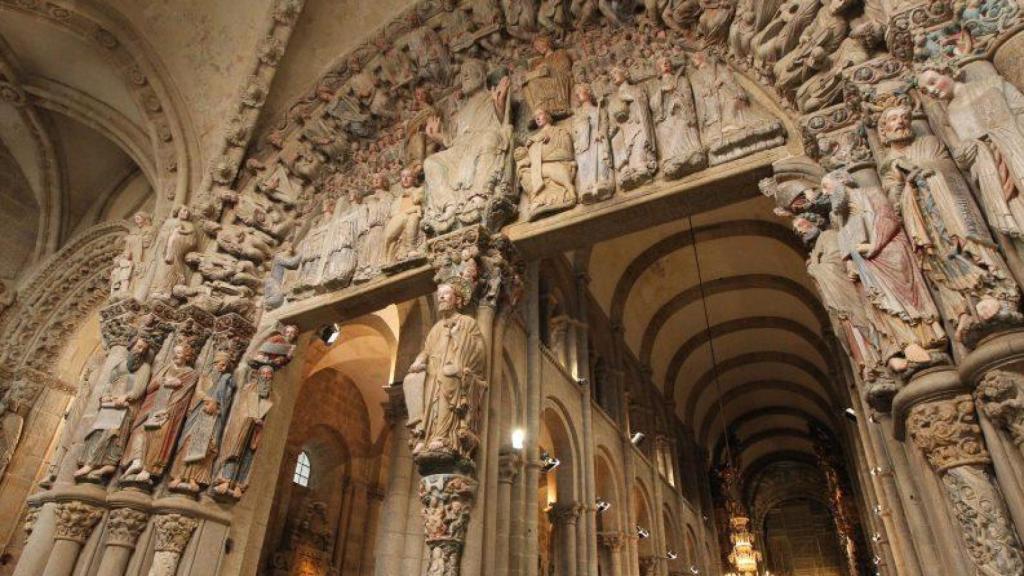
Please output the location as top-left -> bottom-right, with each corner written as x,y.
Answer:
917,70 -> 955,101
283,324 -> 299,343
213,351 -> 232,373
129,337 -> 151,358
610,66 -> 628,86
372,172 -> 389,191
574,83 -> 595,106
533,35 -> 553,55
534,108 -> 552,128
878,106 -> 914,146
437,283 -> 464,314
132,211 -> 152,228
656,56 -> 676,75
458,59 -> 487,95
176,206 -> 191,221
173,342 -> 197,366
400,168 -> 419,188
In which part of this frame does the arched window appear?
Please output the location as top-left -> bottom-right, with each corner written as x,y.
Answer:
293,451 -> 311,487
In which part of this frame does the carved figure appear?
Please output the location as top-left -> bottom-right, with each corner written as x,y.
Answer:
406,284 -> 487,467
293,201 -> 333,293
404,87 -> 442,169
355,174 -> 393,283
878,105 -> 1020,345
794,23 -> 877,113
523,36 -> 573,118
975,370 -> 1024,448
74,339 -> 153,482
213,327 -> 296,499
149,207 -> 197,300
919,69 -> 1024,243
322,192 -> 360,288
399,13 -> 451,84
168,351 -> 236,493
423,59 -> 510,234
688,52 -> 784,164
384,168 -> 425,266
214,224 -> 275,263
572,83 -> 615,203
122,342 -> 199,484
773,0 -> 856,99
110,253 -> 135,299
752,0 -> 821,73
608,66 -> 657,191
650,56 -> 706,179
824,170 -> 947,372
697,0 -> 734,45
0,379 -> 43,479
123,211 -> 154,295
517,108 -> 578,221
264,244 -> 300,311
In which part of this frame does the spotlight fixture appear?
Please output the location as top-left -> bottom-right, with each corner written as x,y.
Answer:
873,504 -> 886,516
576,377 -> 589,386
636,525 -> 650,539
870,466 -> 886,476
595,498 -> 611,513
873,555 -> 883,566
541,451 -> 561,473
871,532 -> 885,544
319,323 -> 340,345
630,432 -> 646,445
511,429 -> 525,450
689,566 -> 700,575
665,551 -> 679,560
844,407 -> 857,421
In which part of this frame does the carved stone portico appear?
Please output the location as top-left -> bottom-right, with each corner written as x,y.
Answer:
13,1 -> 1024,576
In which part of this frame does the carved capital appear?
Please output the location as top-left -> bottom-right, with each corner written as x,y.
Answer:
907,395 -> 990,473
152,514 -> 198,554
23,505 -> 40,542
53,501 -> 104,544
426,226 -> 521,311
548,501 -> 581,526
105,508 -> 148,549
975,370 -> 1024,447
598,531 -> 625,550
800,105 -> 873,171
100,298 -> 144,349
497,449 -> 522,484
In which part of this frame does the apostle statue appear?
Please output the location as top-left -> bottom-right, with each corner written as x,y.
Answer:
121,341 -> 199,484
689,51 -> 784,165
823,170 -> 947,372
109,252 -> 135,299
0,379 -> 42,479
322,192 -> 361,289
516,108 -> 577,221
522,35 -> 574,118
122,211 -> 154,298
147,206 -> 197,300
572,83 -> 615,203
918,68 -> 1024,245
422,59 -> 511,234
405,283 -> 487,469
877,105 -> 1020,344
384,168 -> 426,266
74,338 -> 153,483
608,66 -> 657,191
650,56 -> 706,180
213,326 -> 297,499
168,350 -> 236,493
355,174 -> 393,283
293,201 -> 333,293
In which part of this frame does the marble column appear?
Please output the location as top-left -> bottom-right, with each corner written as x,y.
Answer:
41,500 -> 103,576
95,508 -> 149,576
147,514 -> 198,576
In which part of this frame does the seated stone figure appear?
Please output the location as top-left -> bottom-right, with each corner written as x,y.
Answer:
516,108 -> 578,221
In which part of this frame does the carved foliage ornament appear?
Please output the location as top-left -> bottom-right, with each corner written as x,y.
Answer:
907,395 -> 990,473
105,508 -> 149,549
53,500 -> 104,544
975,370 -> 1024,447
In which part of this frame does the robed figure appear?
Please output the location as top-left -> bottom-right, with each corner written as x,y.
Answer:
168,351 -> 236,493
608,66 -> 656,191
322,194 -> 360,289
572,84 -> 614,203
74,338 -> 152,482
824,170 -> 946,371
148,206 -> 197,300
405,284 -> 487,469
878,105 -> 1020,343
122,342 -> 199,484
649,57 -> 706,179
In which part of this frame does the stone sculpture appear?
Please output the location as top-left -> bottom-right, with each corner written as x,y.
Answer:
121,342 -> 199,485
823,169 -> 947,372
608,66 -> 657,191
522,36 -> 574,118
168,350 -> 236,493
423,59 -> 511,234
571,83 -> 615,203
323,193 -> 361,289
517,108 -> 577,221
405,283 -> 487,468
264,243 -> 300,311
354,174 -> 393,283
293,201 -> 334,293
877,105 -> 1021,346
772,0 -> 856,99
149,207 -> 197,300
74,339 -> 153,483
650,56 -> 706,179
752,0 -> 821,74
0,379 -> 43,479
384,168 -> 426,267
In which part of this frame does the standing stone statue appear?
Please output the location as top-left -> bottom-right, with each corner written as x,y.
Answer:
405,283 -> 487,468
322,193 -> 361,289
74,338 -> 152,483
918,69 -> 1024,244
121,341 -> 199,485
772,0 -> 856,99
168,350 -> 236,493
423,59 -> 511,234
384,168 -> 426,267
516,108 -> 578,221
522,35 -> 574,118
213,326 -> 297,499
264,242 -> 300,311
293,201 -> 334,293
649,56 -> 706,179
148,206 -> 197,300
109,252 -> 135,299
572,83 -> 614,203
688,51 -> 784,165
823,169 -> 948,372
608,66 -> 657,191
0,379 -> 43,479
355,174 -> 393,283
123,211 -> 154,297
878,105 -> 1021,345
752,0 -> 821,75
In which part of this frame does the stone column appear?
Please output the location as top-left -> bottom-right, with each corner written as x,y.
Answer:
549,502 -> 580,576
147,514 -> 198,576
638,555 -> 657,576
496,449 -> 522,576
904,393 -> 1024,574
41,500 -> 103,576
597,532 -> 624,576
525,260 -> 542,576
96,508 -> 148,576
375,387 -> 414,576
